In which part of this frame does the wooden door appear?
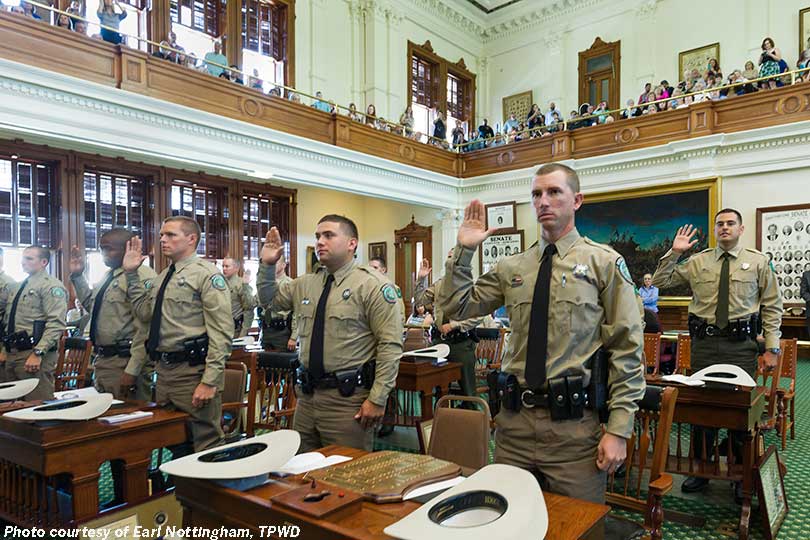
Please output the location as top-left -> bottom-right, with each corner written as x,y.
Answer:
394,218 -> 432,316
579,37 -> 621,113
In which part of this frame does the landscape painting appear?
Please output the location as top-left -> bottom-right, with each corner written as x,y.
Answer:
576,178 -> 720,300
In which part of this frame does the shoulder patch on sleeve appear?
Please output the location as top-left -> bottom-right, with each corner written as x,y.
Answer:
616,257 -> 633,285
51,286 -> 66,298
211,274 -> 227,290
381,283 -> 398,304
144,279 -> 154,290
395,285 -> 402,298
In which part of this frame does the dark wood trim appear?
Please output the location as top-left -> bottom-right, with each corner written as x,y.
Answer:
578,37 -> 621,114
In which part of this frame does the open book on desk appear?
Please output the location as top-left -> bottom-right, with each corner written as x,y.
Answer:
273,452 -> 352,476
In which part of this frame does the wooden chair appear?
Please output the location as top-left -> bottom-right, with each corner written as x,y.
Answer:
643,333 -> 662,375
755,346 -> 786,433
474,327 -> 506,395
427,395 -> 491,471
254,351 -> 299,431
776,338 -> 798,450
606,385 -> 678,540
675,333 -> 691,374
220,361 -> 248,442
55,337 -> 92,392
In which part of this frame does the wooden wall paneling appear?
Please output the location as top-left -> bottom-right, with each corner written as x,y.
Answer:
461,136 -> 554,177
713,85 -> 810,132
570,110 -> 691,159
118,47 -> 149,93
657,305 -> 689,331
0,12 -> 119,87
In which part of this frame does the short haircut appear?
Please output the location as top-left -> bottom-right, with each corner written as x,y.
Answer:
714,208 -> 743,224
318,214 -> 359,242
163,216 -> 202,247
370,256 -> 387,268
533,162 -> 581,193
100,228 -> 134,247
25,245 -> 50,264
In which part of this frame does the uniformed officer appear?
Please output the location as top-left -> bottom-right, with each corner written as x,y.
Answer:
123,216 -> 233,452
260,254 -> 297,351
222,257 -> 256,338
414,254 -> 485,399
0,247 -> 16,383
0,246 -> 68,401
438,163 -> 645,504
257,215 -> 403,452
652,209 -> 782,496
69,229 -> 157,401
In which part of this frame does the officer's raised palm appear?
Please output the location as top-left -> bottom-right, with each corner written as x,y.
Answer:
122,236 -> 147,272
69,245 -> 85,275
261,227 -> 284,265
672,224 -> 699,254
417,258 -> 431,279
458,199 -> 496,249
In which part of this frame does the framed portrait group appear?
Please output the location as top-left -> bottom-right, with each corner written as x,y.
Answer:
756,203 -> 810,306
480,201 -> 524,273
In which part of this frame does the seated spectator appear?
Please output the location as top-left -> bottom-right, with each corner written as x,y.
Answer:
399,106 -> 414,137
230,65 -> 244,84
638,82 -> 652,104
56,12 -> 73,29
491,132 -> 506,147
742,60 -> 758,81
433,110 -> 447,141
478,118 -> 495,141
544,102 -> 561,125
218,71 -> 231,82
347,103 -> 363,122
21,1 -> 42,19
268,86 -> 282,97
643,104 -> 658,115
668,89 -> 683,109
66,0 -> 83,24
288,92 -> 302,104
96,0 -> 127,45
579,103 -> 597,126
639,273 -> 659,313
567,109 -> 581,130
467,131 -> 484,151
678,94 -> 693,108
365,104 -> 376,126
451,120 -> 465,149
652,85 -> 668,110
660,80 -> 675,97
621,98 -> 639,119
513,123 -> 526,142
604,115 -> 615,124
204,41 -> 228,77
376,117 -> 390,132
249,69 -> 263,91
759,36 -> 783,89
311,91 -> 331,112
152,41 -> 172,60
503,112 -> 519,133
692,79 -> 708,102
594,101 -> 609,123
797,39 -> 810,81
546,111 -> 562,133
167,31 -> 185,63
526,103 -> 543,132
407,304 -> 434,327
73,19 -> 88,35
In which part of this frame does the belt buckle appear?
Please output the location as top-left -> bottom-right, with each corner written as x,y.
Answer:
705,325 -> 717,337
159,352 -> 171,363
520,389 -> 535,409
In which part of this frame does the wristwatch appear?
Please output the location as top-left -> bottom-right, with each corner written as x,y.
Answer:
33,348 -> 45,357
766,348 -> 781,355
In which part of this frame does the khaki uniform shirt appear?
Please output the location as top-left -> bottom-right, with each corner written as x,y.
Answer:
414,276 -> 484,332
127,254 -> 234,390
437,228 -> 645,439
263,273 -> 298,340
71,264 -> 157,376
0,269 -> 68,352
0,271 -> 16,325
257,259 -> 403,407
652,245 -> 783,349
226,274 -> 257,337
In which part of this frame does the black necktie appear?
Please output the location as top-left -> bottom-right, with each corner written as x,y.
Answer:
146,264 -> 175,354
7,277 -> 30,334
89,270 -> 117,345
525,244 -> 557,389
716,252 -> 730,329
309,273 -> 334,381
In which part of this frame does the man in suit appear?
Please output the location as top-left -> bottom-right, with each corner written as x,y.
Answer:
801,269 -> 810,339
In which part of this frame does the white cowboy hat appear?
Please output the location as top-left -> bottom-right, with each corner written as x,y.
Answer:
0,379 -> 40,401
4,393 -> 113,421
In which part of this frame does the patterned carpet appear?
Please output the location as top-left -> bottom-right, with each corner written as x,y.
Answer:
91,356 -> 810,539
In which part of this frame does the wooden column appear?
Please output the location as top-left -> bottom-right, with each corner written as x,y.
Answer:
149,0 -> 171,47
225,0 -> 242,69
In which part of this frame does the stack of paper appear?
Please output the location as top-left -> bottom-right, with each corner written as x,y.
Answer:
99,411 -> 153,424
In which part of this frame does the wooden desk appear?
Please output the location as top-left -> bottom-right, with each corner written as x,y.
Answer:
175,445 -> 609,540
0,402 -> 187,527
390,361 -> 462,425
646,378 -> 766,540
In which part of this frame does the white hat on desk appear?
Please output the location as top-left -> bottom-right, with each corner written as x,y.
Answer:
385,464 -> 548,540
3,393 -> 114,421
160,429 -> 300,480
0,379 -> 40,401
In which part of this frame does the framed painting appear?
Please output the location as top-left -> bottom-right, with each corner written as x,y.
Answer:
480,230 -> 525,274
756,203 -> 810,306
501,91 -> 533,127
678,42 -> 720,81
801,7 -> 810,59
757,445 -> 788,540
369,242 -> 387,264
576,177 -> 721,305
485,201 -> 517,232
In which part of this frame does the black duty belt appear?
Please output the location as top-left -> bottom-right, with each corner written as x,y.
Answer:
435,329 -> 476,344
263,318 -> 288,330
95,344 -> 130,357
152,350 -> 187,364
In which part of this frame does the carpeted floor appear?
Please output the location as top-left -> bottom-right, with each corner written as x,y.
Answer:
92,355 -> 810,539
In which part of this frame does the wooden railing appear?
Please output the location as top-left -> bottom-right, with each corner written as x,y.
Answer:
3,12 -> 810,178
